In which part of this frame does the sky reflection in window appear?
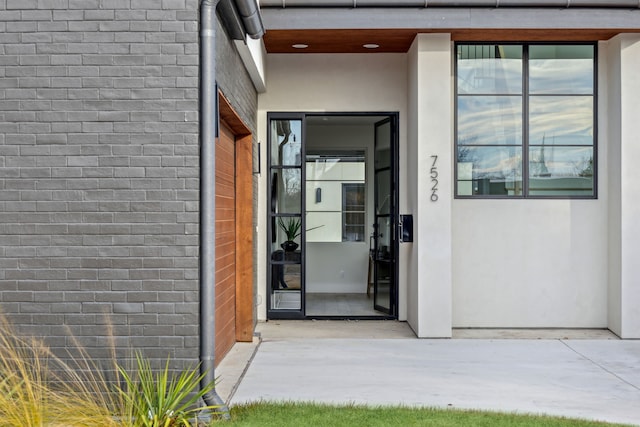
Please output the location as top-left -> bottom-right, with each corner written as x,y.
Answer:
458,96 -> 522,146
455,43 -> 595,197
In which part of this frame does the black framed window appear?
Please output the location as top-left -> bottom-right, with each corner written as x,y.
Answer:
455,43 -> 596,198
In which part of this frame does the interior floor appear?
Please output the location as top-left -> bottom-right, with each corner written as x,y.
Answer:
305,292 -> 387,317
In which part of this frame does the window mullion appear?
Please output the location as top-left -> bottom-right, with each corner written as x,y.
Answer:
522,44 -> 529,198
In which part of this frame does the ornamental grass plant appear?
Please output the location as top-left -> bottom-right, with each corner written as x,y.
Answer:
0,315 -> 220,427
116,351 -> 219,427
0,316 -> 123,427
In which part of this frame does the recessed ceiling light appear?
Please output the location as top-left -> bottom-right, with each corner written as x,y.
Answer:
363,43 -> 380,49
292,43 -> 309,49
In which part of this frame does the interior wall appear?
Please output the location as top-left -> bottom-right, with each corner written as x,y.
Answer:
257,53 -> 408,320
305,124 -> 374,294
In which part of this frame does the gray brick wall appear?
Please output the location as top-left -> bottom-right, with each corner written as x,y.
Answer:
0,0 -> 258,369
216,19 -> 258,135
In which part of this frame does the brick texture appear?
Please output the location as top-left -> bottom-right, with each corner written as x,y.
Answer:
0,0 -> 258,370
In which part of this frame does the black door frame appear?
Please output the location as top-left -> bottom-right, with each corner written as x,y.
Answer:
266,112 -> 306,320
372,117 -> 397,316
266,111 -> 399,320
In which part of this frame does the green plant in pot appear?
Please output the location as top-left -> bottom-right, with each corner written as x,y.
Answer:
277,217 -> 301,252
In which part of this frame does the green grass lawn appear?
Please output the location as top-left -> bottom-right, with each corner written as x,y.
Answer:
219,402 -> 630,427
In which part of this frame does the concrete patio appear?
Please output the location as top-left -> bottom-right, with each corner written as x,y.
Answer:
217,321 -> 640,425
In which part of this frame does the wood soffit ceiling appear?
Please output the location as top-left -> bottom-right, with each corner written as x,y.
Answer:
263,29 -> 635,53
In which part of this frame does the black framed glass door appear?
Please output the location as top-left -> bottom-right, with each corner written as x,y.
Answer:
372,118 -> 397,315
267,114 -> 305,319
266,112 -> 398,319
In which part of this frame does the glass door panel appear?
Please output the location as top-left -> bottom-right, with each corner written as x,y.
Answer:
268,116 -> 305,318
270,169 -> 302,214
373,216 -> 392,313
375,121 -> 391,169
270,119 -> 302,166
375,169 -> 391,215
373,118 -> 396,316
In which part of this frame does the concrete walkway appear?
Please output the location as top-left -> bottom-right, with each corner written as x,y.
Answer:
222,321 -> 640,426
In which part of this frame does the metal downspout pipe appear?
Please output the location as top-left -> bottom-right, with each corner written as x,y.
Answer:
235,0 -> 265,39
199,0 -> 229,418
200,0 -> 265,418
218,0 -> 265,41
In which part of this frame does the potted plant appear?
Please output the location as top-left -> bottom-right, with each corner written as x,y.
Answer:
277,217 -> 301,252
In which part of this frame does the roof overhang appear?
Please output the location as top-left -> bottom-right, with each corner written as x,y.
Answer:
260,7 -> 640,53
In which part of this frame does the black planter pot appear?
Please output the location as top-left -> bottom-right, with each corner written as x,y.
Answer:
280,241 -> 299,252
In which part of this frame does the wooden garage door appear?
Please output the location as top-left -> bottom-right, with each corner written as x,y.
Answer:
215,122 -> 236,363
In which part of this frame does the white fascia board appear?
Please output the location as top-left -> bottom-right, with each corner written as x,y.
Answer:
235,37 -> 267,93
261,8 -> 640,30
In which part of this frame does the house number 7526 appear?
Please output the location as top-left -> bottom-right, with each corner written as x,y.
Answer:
430,155 -> 438,202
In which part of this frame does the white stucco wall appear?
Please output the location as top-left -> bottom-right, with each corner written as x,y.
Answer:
256,53 -> 409,320
257,36 -> 633,333
408,34 -> 609,331
452,200 -> 608,327
607,34 -> 640,338
451,44 -> 609,329
407,34 -> 453,337
605,38 -> 622,335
